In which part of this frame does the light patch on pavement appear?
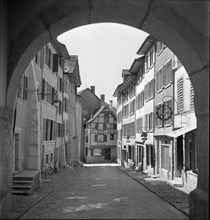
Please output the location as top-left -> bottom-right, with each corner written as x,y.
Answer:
83,163 -> 120,167
91,184 -> 106,187
66,196 -> 88,200
63,203 -> 107,213
113,197 -> 127,202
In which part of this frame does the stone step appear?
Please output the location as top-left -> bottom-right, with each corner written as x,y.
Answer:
167,178 -> 183,187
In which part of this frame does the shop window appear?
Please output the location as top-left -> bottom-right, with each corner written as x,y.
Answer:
92,149 -> 102,157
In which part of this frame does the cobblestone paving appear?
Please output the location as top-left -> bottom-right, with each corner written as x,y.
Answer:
8,165 -> 189,219
8,167 -> 80,219
117,167 -> 189,217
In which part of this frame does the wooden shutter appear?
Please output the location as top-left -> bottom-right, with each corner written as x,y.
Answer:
163,65 -> 166,87
168,59 -> 173,83
190,83 -> 194,109
53,54 -> 59,72
159,68 -> 163,89
177,78 -> 184,112
40,48 -> 45,69
104,135 -> 107,142
94,135 -> 97,142
23,76 -> 28,100
43,118 -> 46,141
41,79 -> 45,99
45,45 -> 49,66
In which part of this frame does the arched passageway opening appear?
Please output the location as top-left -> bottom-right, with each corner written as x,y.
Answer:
0,1 -> 208,219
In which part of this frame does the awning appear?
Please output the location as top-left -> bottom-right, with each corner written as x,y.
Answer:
166,126 -> 196,138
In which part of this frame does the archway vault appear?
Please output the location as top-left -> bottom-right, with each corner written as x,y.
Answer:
1,0 -> 209,219
7,0 -> 209,109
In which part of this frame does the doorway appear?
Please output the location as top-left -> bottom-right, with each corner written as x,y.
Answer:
14,133 -> 21,171
104,148 -> 111,161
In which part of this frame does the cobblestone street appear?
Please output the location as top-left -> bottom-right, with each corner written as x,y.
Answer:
9,164 -> 189,219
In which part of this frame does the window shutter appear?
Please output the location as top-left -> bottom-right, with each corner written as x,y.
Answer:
163,65 -> 166,87
23,76 -> 28,100
159,68 -> 163,89
95,123 -> 98,130
103,124 -> 107,130
168,59 -> 173,83
43,118 -> 46,140
190,83 -> 194,109
177,78 -> 184,112
94,135 -> 97,142
104,135 -> 107,142
45,45 -> 49,66
53,54 -> 59,72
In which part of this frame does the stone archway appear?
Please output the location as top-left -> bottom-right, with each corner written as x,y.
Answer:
0,0 -> 209,219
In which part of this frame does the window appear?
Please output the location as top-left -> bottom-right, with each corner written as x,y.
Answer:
92,149 -> 102,157
23,76 -> 28,100
50,153 -> 53,162
177,77 -> 184,112
104,113 -> 109,123
130,99 -> 135,115
165,99 -> 173,125
98,135 -> 104,143
86,136 -> 88,143
98,123 -> 103,131
110,134 -> 114,140
46,154 -> 49,164
149,112 -> 153,131
85,148 -> 88,156
63,98 -> 68,112
156,41 -> 165,55
17,76 -> 23,99
43,119 -> 56,141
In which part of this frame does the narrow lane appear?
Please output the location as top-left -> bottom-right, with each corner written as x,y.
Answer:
21,166 -> 188,219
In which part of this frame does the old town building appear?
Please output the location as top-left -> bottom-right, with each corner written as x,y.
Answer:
114,35 -> 197,193
85,105 -> 117,163
12,40 -> 82,194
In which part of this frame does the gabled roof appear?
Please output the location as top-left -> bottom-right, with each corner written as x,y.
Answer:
129,56 -> 145,73
86,105 -> 116,124
113,83 -> 123,97
64,55 -> 81,87
136,35 -> 156,55
78,88 -> 101,102
51,39 -> 70,60
122,69 -> 130,77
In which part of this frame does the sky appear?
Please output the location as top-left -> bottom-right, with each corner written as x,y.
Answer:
57,23 -> 148,106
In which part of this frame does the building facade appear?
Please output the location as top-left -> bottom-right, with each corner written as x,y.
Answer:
85,105 -> 117,163
13,40 -> 82,194
114,35 -> 197,193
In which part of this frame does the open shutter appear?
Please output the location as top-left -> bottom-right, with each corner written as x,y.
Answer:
53,54 -> 59,72
104,135 -> 107,142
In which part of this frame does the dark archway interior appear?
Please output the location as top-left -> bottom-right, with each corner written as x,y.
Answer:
0,1 -> 208,219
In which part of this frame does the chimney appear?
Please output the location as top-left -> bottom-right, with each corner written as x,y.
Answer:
90,86 -> 95,94
109,100 -> 113,108
100,94 -> 105,102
